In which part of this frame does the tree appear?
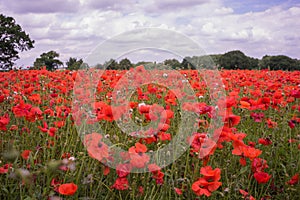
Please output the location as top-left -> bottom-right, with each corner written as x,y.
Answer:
33,51 -> 63,71
66,57 -> 84,70
258,55 -> 271,70
164,58 -> 181,69
219,50 -> 251,69
259,55 -> 299,70
249,57 -> 259,69
104,59 -> 119,70
0,14 -> 34,70
119,58 -> 133,70
181,57 -> 196,69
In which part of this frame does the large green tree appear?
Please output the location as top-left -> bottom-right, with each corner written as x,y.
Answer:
104,59 -> 119,70
66,57 -> 84,70
259,55 -> 299,70
219,50 -> 250,69
164,58 -> 181,69
0,14 -> 34,70
181,57 -> 196,69
119,58 -> 133,70
33,51 -> 63,71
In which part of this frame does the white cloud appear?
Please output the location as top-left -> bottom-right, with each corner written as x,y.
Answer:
0,0 -> 81,13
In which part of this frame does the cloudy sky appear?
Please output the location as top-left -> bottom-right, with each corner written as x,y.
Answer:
1,0 -> 300,67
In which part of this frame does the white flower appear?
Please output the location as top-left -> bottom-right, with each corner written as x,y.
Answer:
138,102 -> 146,108
69,157 -> 76,161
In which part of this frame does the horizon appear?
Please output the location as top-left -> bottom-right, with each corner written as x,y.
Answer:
1,0 -> 299,67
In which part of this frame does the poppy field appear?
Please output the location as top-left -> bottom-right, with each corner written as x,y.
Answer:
0,67 -> 300,199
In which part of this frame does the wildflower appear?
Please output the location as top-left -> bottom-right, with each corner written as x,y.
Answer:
251,158 -> 269,173
0,113 -> 9,131
239,101 -> 251,109
240,157 -> 247,166
0,163 -> 12,174
224,112 -> 241,127
21,150 -> 31,160
258,138 -> 272,146
148,163 -> 164,185
84,133 -> 109,162
192,166 -> 222,197
287,173 -> 299,185
129,143 -> 150,168
116,163 -> 132,177
51,178 -> 61,192
111,177 -> 129,190
239,189 -> 256,200
103,166 -> 110,176
266,118 -> 277,128
174,187 -> 183,195
58,183 -> 78,196
254,172 -> 271,184
250,112 -> 265,122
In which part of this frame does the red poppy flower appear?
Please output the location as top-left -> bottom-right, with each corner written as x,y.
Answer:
287,173 -> 299,185
258,138 -> 272,146
116,163 -> 132,177
266,118 -> 277,128
250,112 -> 265,122
0,113 -> 9,131
111,177 -> 129,190
192,178 -> 222,197
148,163 -> 164,185
12,100 -> 32,118
84,133 -> 109,162
251,158 -> 269,173
157,132 -> 171,141
291,90 -> 300,98
128,143 -> 150,168
103,166 -> 110,176
200,166 -> 221,181
239,100 -> 251,109
38,121 -> 49,133
288,120 -> 296,129
26,107 -> 43,122
138,103 -> 151,114
148,163 -> 161,172
242,146 -> 262,160
129,152 -> 150,168
239,157 -> 247,166
21,150 -> 31,160
224,113 -> 241,128
192,166 -> 222,197
51,178 -> 61,192
254,172 -> 271,184
191,179 -> 211,197
48,127 -> 57,137
239,189 -> 256,200
174,187 -> 183,195
58,183 -> 78,196
138,186 -> 144,195
0,164 -> 12,174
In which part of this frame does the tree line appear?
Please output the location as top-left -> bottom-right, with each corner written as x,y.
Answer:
188,51 -> 300,71
1,13 -> 300,71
